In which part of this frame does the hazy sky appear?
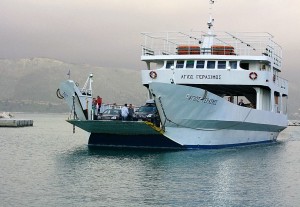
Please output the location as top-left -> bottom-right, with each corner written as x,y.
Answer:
1,0 -> 299,81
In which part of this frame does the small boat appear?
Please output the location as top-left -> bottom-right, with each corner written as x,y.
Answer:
58,0 -> 288,149
0,112 -> 13,119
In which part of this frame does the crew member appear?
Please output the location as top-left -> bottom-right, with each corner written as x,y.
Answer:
97,96 -> 102,114
121,104 -> 129,121
238,99 -> 245,106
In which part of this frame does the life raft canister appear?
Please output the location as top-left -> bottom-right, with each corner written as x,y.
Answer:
249,72 -> 258,80
149,71 -> 157,79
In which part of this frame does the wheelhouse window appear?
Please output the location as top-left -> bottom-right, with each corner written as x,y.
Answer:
207,61 -> 216,69
217,61 -> 226,69
240,62 -> 249,70
166,61 -> 174,69
176,61 -> 184,68
229,61 -> 237,69
186,60 -> 194,68
196,60 -> 205,69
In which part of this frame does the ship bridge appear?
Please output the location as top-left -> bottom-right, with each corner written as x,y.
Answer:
140,31 -> 288,115
141,31 -> 282,70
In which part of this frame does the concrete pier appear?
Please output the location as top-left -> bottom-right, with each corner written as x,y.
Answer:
0,119 -> 33,127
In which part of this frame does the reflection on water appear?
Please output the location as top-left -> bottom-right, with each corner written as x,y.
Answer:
1,113 -> 300,207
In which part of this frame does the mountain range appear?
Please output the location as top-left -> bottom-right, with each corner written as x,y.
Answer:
0,58 -> 148,113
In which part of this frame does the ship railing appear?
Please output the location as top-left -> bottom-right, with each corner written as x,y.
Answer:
141,31 -> 282,61
274,104 -> 280,113
142,45 -> 176,56
142,46 -> 155,56
275,76 -> 288,90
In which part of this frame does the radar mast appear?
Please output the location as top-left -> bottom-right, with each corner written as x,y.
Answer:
207,0 -> 215,34
202,0 -> 216,50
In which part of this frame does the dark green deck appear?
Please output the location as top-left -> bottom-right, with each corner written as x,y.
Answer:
67,120 -> 162,135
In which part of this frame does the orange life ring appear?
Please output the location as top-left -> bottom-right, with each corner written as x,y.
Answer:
249,72 -> 257,80
149,71 -> 157,79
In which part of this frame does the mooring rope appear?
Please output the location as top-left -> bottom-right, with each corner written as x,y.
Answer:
144,121 -> 164,134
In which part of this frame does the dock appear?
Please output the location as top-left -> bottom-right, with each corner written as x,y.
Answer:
0,119 -> 33,127
288,120 -> 300,126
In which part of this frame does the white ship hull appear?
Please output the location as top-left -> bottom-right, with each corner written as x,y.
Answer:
149,82 -> 288,148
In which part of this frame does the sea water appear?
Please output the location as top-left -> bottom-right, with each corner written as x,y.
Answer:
0,113 -> 299,207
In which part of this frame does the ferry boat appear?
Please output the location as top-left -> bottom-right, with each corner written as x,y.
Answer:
58,1 -> 288,149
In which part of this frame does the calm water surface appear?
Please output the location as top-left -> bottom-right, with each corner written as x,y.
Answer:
0,113 -> 299,207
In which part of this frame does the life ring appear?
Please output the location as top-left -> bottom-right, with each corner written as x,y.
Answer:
249,72 -> 257,80
149,71 -> 157,79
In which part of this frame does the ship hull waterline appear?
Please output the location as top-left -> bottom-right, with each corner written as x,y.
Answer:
67,119 -> 280,149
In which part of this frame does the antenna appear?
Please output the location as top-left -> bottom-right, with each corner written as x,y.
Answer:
202,0 -> 216,49
207,0 -> 215,32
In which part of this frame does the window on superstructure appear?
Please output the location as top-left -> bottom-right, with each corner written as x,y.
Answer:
166,61 -> 174,69
207,61 -> 216,69
240,62 -> 249,70
229,61 -> 237,69
186,60 -> 194,68
196,60 -> 205,69
176,61 -> 184,68
218,61 -> 226,69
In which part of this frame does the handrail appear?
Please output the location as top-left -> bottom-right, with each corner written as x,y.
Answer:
141,31 -> 282,58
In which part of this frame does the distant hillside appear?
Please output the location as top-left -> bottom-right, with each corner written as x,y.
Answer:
0,58 -> 148,113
